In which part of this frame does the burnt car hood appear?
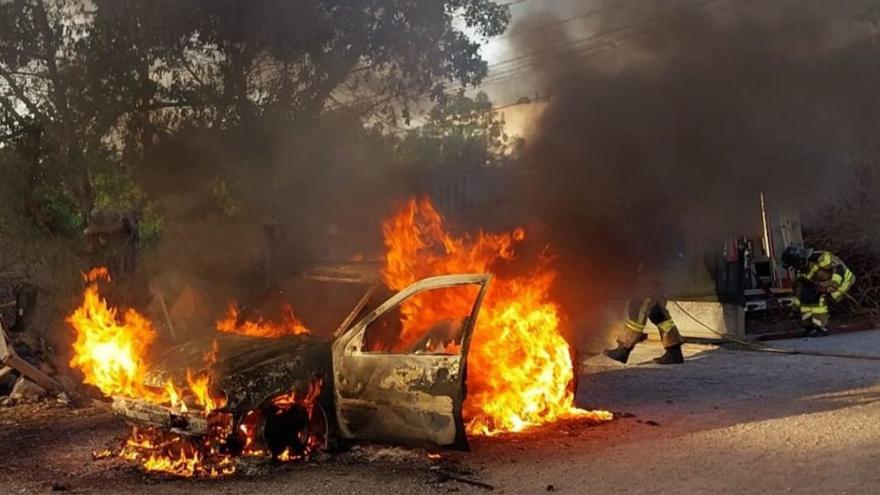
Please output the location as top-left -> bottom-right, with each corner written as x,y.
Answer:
145,334 -> 332,414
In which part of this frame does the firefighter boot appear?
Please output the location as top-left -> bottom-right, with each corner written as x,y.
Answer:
801,311 -> 830,338
604,329 -> 646,364
653,344 -> 684,365
604,344 -> 633,364
654,320 -> 685,364
806,325 -> 829,338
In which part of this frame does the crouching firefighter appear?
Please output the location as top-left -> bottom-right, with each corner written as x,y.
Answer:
781,244 -> 855,337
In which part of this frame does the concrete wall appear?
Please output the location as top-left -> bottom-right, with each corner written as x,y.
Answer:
655,300 -> 745,341
605,300 -> 745,343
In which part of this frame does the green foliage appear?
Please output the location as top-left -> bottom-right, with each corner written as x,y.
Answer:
398,90 -> 519,169
87,0 -> 510,132
0,0 -> 133,216
1,0 -> 510,251
32,186 -> 84,235
210,176 -> 244,219
91,166 -> 164,245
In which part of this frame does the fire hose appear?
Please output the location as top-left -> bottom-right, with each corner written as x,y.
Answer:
669,300 -> 880,363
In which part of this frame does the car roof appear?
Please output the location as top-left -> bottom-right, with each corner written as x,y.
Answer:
298,261 -> 382,284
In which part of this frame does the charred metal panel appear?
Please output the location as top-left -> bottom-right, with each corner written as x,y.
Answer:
111,396 -> 208,436
336,354 -> 462,447
219,342 -> 332,414
332,274 -> 491,450
145,335 -> 333,414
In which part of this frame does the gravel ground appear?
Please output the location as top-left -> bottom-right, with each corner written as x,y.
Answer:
2,331 -> 879,494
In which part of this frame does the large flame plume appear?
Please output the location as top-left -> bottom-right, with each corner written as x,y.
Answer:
68,268 -> 158,399
67,268 -> 225,410
381,198 -> 612,434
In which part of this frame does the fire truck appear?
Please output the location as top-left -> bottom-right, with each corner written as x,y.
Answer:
724,193 -> 802,313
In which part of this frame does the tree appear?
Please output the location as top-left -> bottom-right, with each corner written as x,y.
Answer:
0,0 -> 136,221
398,90 -> 520,169
91,0 -> 511,150
1,0 -> 511,225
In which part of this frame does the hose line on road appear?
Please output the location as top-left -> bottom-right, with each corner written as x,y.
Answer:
670,301 -> 880,363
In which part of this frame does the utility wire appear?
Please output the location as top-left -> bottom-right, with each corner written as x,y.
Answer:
478,0 -> 831,87
484,0 -> 847,110
486,0 -> 735,73
446,0 -> 744,95
495,0 -> 644,41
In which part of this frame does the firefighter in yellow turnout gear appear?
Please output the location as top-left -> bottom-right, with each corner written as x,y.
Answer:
605,297 -> 685,364
781,244 -> 855,337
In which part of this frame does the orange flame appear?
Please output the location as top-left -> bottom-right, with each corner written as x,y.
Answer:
68,268 -> 230,476
237,378 -> 325,461
67,268 -> 159,400
120,426 -> 235,478
382,198 -> 612,435
187,341 -> 226,414
216,302 -> 310,338
71,269 -> 323,476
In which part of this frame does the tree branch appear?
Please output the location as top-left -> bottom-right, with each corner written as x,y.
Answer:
32,0 -> 71,126
0,64 -> 45,120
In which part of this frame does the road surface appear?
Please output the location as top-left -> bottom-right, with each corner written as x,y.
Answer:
2,331 -> 879,494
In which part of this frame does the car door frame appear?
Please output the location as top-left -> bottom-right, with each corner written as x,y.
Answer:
331,273 -> 491,450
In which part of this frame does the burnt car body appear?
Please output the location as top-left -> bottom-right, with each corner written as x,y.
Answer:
112,264 -> 490,453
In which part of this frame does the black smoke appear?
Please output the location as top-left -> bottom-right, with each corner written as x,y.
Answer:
506,0 -> 880,302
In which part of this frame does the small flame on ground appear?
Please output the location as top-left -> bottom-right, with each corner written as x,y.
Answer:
91,449 -> 113,460
119,426 -> 235,478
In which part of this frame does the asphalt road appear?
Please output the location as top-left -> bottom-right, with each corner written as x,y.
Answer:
2,331 -> 879,494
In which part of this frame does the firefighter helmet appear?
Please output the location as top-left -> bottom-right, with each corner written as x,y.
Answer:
781,244 -> 811,270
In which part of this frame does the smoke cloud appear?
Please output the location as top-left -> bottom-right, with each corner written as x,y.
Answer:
503,0 -> 880,302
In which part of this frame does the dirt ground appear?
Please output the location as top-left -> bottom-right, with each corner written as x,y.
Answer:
2,331 -> 879,495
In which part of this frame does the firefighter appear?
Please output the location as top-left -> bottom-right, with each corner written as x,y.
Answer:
604,249 -> 686,365
781,244 -> 855,337
604,295 -> 685,365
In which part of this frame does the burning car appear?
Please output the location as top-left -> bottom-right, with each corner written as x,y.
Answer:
70,199 -> 611,477
110,263 -> 492,465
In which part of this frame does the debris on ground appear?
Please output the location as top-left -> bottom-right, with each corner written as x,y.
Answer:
10,377 -> 47,402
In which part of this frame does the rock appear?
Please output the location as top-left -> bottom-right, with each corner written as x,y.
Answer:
10,377 -> 47,401
56,392 -> 71,405
0,396 -> 16,407
547,484 -> 556,491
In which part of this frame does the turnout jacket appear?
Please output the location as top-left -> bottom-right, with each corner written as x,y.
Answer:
797,251 -> 855,302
